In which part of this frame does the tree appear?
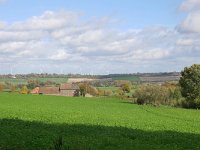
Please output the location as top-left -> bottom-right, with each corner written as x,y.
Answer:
116,89 -> 125,99
27,80 -> 40,89
20,85 -> 29,94
79,83 -> 98,96
121,83 -> 131,93
179,64 -> 200,108
79,83 -> 86,97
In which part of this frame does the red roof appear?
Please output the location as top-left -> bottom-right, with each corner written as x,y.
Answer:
31,87 -> 39,94
39,87 -> 59,94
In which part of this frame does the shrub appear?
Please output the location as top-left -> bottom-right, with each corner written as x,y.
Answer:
116,89 -> 125,99
79,83 -> 99,96
20,85 -> 29,94
27,80 -> 40,90
121,83 -> 131,93
134,85 -> 170,106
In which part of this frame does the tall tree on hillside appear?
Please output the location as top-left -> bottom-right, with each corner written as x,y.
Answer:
179,64 -> 200,108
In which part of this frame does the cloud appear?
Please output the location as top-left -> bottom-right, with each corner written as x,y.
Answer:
0,10 -> 200,74
10,10 -> 81,31
179,0 -> 200,11
49,50 -> 71,60
178,0 -> 200,33
176,38 -> 200,46
177,11 -> 200,33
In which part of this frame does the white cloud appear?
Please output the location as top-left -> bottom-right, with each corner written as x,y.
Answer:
0,31 -> 47,42
178,0 -> 200,33
10,10 -> 81,31
0,21 -> 6,29
178,11 -> 200,33
179,0 -> 200,11
0,10 -> 200,74
49,50 -> 71,60
176,38 -> 200,46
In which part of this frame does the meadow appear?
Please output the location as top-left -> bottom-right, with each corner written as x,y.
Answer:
0,93 -> 200,150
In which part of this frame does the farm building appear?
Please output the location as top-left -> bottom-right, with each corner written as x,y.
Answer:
32,83 -> 80,97
60,83 -> 80,96
31,87 -> 39,94
38,87 -> 60,95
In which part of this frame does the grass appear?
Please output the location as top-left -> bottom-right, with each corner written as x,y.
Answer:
0,93 -> 200,149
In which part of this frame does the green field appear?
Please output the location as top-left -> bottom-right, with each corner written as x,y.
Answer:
0,78 -> 27,85
0,93 -> 200,150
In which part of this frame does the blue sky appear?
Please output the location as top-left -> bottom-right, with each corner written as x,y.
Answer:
0,0 -> 200,74
0,0 -> 184,28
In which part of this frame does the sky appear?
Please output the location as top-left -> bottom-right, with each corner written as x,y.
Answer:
0,0 -> 200,74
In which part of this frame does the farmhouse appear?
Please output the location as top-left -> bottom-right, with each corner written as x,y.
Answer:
32,83 -> 80,97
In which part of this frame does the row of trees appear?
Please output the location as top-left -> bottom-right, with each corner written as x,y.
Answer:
0,79 -> 57,93
0,83 -> 29,94
78,82 -> 132,97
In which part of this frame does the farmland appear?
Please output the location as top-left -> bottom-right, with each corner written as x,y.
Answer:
0,93 -> 200,149
109,75 -> 140,81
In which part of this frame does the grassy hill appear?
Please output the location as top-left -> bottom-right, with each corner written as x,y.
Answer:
0,93 -> 200,149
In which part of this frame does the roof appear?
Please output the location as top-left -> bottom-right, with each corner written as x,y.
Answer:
39,87 -> 59,94
60,83 -> 79,90
31,87 -> 39,94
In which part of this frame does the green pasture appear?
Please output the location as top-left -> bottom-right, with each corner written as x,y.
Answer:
0,93 -> 200,149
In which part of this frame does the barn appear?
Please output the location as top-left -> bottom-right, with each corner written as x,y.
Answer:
32,83 -> 80,97
59,83 -> 80,96
38,87 -> 60,95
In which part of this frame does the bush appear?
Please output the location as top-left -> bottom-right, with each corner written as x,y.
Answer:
27,80 -> 40,90
121,83 -> 131,93
79,83 -> 99,96
134,85 -> 170,106
117,89 -> 125,95
20,85 -> 29,94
